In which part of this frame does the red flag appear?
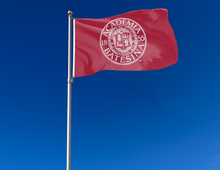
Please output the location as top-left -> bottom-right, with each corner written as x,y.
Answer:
74,9 -> 178,77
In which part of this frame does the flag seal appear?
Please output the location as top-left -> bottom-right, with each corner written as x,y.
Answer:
100,18 -> 147,65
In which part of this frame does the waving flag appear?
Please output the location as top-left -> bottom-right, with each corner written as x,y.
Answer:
74,9 -> 178,77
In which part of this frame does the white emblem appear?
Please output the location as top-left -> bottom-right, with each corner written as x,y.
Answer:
100,18 -> 147,65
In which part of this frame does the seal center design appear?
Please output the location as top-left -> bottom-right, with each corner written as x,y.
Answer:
109,27 -> 138,56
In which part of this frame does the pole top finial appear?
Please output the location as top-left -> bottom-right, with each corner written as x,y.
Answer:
68,11 -> 73,16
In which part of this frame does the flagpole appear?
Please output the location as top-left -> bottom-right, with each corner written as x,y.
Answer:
67,10 -> 73,170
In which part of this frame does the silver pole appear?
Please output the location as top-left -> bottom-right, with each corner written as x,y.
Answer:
67,10 -> 73,170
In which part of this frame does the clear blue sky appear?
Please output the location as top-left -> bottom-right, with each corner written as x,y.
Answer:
0,0 -> 220,170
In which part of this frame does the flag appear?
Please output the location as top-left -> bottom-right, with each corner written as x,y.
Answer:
74,9 -> 178,77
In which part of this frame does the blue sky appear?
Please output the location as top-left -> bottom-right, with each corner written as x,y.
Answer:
0,0 -> 220,170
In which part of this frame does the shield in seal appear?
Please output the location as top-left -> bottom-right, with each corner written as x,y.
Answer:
100,18 -> 147,65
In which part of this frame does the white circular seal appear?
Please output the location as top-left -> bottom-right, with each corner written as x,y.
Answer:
100,18 -> 147,65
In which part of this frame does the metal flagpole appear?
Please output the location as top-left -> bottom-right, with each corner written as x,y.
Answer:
67,10 -> 73,170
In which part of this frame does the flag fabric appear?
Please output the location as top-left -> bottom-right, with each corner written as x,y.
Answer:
74,9 -> 178,77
